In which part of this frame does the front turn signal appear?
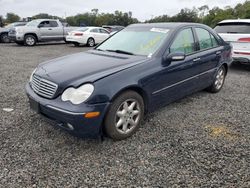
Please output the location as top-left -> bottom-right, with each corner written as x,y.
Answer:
84,112 -> 100,118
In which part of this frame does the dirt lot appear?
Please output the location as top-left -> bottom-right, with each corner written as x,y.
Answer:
0,42 -> 250,187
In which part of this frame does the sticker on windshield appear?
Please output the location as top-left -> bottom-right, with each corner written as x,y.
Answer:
150,28 -> 169,33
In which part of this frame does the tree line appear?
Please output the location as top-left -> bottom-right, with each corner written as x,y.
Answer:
1,1 -> 250,28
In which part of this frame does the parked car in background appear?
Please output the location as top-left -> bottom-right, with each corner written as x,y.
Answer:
102,25 -> 124,34
26,23 -> 232,140
215,19 -> 250,64
8,19 -> 80,46
66,27 -> 110,47
0,22 -> 27,43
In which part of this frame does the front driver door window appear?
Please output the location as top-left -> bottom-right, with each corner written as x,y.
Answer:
170,28 -> 195,54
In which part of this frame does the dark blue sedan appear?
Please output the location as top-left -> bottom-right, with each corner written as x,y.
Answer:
26,23 -> 232,140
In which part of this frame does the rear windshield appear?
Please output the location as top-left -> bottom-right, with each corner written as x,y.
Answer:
76,28 -> 88,32
214,22 -> 250,34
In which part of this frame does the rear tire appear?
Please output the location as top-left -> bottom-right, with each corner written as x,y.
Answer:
207,65 -> 226,93
104,91 -> 144,140
87,38 -> 95,47
24,35 -> 37,46
0,33 -> 11,43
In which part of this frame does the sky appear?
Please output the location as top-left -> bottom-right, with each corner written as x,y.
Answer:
0,0 -> 246,21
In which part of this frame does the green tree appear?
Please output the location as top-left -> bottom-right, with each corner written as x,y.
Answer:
5,13 -> 20,23
0,15 -> 4,27
31,13 -> 63,21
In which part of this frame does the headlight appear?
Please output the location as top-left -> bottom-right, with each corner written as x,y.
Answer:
61,84 -> 94,105
29,68 -> 37,82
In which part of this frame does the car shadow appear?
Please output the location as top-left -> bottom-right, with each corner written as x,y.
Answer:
0,42 -> 67,47
230,62 -> 250,72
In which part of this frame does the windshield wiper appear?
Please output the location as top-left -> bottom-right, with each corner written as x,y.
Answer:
95,48 -> 104,51
106,49 -> 134,55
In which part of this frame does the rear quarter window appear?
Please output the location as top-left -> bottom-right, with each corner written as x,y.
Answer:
214,23 -> 250,34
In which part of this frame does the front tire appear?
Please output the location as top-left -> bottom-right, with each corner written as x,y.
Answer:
207,65 -> 226,93
24,35 -> 37,46
0,33 -> 11,43
104,91 -> 144,140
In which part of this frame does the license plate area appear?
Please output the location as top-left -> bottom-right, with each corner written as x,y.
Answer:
29,98 -> 40,113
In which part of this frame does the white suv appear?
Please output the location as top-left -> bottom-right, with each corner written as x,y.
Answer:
215,19 -> 250,64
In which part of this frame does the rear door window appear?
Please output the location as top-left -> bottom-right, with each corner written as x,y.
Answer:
99,29 -> 109,34
195,28 -> 213,50
170,28 -> 195,54
214,23 -> 250,34
49,21 -> 58,27
210,34 -> 219,47
90,29 -> 100,33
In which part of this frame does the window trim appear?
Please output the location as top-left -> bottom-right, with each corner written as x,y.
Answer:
169,27 -> 197,56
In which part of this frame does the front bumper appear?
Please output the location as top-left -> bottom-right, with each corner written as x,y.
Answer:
25,83 -> 110,138
8,33 -> 24,41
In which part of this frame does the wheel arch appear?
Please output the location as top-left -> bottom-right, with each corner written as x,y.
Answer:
24,33 -> 38,41
221,63 -> 228,75
110,85 -> 149,114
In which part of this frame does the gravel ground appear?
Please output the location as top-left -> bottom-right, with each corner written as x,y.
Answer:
0,42 -> 250,187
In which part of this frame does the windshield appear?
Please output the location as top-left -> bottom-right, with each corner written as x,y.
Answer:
96,27 -> 170,56
26,20 -> 41,27
76,28 -> 88,32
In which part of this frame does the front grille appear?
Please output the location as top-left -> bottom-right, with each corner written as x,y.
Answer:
31,74 -> 58,99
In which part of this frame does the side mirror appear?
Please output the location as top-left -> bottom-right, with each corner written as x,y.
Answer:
162,52 -> 186,65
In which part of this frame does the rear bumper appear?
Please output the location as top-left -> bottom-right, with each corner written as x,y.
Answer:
25,83 -> 110,138
65,36 -> 87,44
232,51 -> 250,63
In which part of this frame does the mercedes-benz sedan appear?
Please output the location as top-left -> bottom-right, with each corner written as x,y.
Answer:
26,23 -> 232,140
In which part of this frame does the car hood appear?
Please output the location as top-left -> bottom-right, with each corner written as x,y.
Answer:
35,50 -> 148,87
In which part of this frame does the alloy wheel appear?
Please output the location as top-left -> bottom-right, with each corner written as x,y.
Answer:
215,68 -> 225,90
115,99 -> 141,134
26,37 -> 35,46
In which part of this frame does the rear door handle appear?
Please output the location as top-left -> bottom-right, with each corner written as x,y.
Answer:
216,51 -> 222,55
48,28 -> 52,30
193,57 -> 201,62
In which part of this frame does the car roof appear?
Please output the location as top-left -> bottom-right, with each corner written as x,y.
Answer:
128,22 -> 206,29
32,19 -> 59,21
218,19 -> 250,24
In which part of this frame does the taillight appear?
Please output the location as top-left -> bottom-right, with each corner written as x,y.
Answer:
238,38 -> 250,42
74,33 -> 83,36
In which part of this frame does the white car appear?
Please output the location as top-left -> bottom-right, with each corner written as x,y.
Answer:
66,27 -> 110,47
215,19 -> 250,64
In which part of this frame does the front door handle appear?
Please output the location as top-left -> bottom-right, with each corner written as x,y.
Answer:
48,28 -> 52,30
193,57 -> 201,62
